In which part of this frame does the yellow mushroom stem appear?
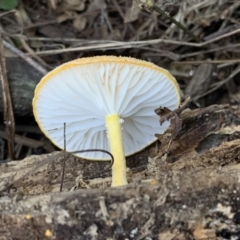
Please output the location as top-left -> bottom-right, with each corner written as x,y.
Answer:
105,114 -> 127,187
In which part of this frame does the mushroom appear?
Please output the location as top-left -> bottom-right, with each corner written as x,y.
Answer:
33,56 -> 180,187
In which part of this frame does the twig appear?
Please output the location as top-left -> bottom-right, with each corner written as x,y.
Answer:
19,38 -> 50,70
0,125 -> 41,134
193,65 -> 240,100
137,46 -> 180,60
220,1 -> 240,19
70,149 -> 114,177
14,132 -> 26,159
3,39 -> 47,75
180,43 -> 240,60
174,59 -> 240,65
150,3 -> 202,43
102,8 -> 113,33
112,0 -> 125,20
0,34 -> 15,159
0,130 -> 44,149
0,9 -> 15,18
30,28 -> 240,56
203,25 -> 238,41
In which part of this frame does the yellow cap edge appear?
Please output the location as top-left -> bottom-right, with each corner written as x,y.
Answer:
33,56 -> 181,160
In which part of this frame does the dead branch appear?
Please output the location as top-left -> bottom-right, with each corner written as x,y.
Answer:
0,34 -> 15,159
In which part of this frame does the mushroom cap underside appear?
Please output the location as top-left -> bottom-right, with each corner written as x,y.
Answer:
33,56 -> 180,160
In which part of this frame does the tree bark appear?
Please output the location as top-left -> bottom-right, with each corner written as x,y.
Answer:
0,164 -> 240,240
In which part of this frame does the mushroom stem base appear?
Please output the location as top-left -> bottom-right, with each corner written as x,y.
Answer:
105,114 -> 127,187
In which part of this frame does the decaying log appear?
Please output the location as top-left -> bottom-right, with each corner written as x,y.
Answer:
1,104 -> 240,239
0,57 -> 43,116
0,164 -> 240,240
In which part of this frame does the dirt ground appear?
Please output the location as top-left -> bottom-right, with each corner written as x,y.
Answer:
0,1 -> 240,239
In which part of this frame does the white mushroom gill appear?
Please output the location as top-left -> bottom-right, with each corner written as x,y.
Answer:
33,56 -> 180,187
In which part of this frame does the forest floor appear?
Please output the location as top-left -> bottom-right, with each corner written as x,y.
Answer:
0,1 -> 240,239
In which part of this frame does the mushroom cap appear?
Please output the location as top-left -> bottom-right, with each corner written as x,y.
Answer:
33,56 -> 180,160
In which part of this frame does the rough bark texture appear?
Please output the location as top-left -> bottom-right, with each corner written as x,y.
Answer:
0,165 -> 240,240
0,57 -> 43,116
1,104 -> 240,240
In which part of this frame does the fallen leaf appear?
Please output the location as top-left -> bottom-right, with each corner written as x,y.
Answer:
63,0 -> 85,11
73,15 -> 87,31
124,5 -> 141,23
57,11 -> 77,23
87,0 -> 106,12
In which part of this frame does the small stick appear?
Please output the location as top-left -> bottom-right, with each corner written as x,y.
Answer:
25,28 -> 240,56
144,1 -> 202,43
71,149 -> 114,176
0,34 -> 15,159
0,130 -> 44,148
3,39 -> 47,75
152,5 -> 201,43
